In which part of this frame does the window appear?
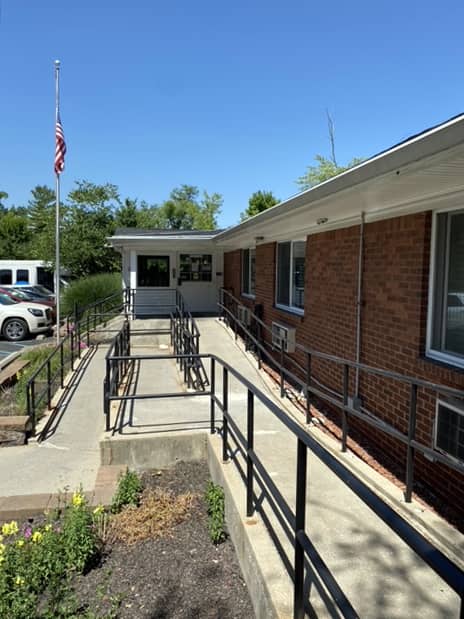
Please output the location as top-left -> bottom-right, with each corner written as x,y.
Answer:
137,255 -> 170,287
179,254 -> 212,282
0,269 -> 12,285
16,269 -> 29,283
276,240 -> 306,312
435,400 -> 464,462
242,249 -> 255,296
428,210 -> 464,365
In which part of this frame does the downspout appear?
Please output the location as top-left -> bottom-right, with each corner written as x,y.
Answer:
354,212 -> 365,402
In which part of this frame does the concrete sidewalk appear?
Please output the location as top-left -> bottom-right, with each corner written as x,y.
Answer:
0,316 -> 462,617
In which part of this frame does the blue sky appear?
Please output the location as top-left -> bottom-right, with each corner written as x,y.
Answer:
0,0 -> 462,227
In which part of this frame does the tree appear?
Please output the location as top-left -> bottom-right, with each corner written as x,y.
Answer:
27,186 -> 56,260
155,185 -> 222,230
240,190 -> 279,221
62,181 -> 120,277
296,111 -> 365,190
296,154 -> 365,190
115,198 -> 139,228
0,211 -> 31,258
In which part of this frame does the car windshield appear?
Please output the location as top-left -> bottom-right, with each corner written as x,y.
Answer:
0,293 -> 17,306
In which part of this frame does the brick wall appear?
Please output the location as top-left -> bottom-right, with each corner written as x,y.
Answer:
223,212 -> 464,521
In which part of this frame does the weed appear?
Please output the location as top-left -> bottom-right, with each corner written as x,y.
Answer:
205,481 -> 227,544
111,468 -> 143,513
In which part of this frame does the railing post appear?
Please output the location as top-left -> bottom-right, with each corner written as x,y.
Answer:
342,364 -> 349,452
246,389 -> 255,517
46,359 -> 52,409
210,358 -> 215,434
86,313 -> 90,347
30,381 -> 36,435
405,383 -> 418,503
280,346 -> 285,398
60,340 -> 64,388
294,438 -> 308,619
70,330 -> 75,371
77,320 -> 82,359
222,366 -> 229,462
306,352 -> 312,424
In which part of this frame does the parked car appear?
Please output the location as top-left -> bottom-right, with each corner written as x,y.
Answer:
12,284 -> 55,299
0,286 -> 57,322
0,293 -> 53,341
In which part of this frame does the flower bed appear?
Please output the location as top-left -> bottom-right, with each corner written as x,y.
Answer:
0,462 -> 253,618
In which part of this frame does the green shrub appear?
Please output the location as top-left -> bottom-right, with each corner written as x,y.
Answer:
61,273 -> 122,318
205,481 -> 227,544
111,469 -> 143,513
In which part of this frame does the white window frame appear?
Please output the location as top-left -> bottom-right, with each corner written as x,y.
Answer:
275,239 -> 305,316
433,398 -> 464,464
426,207 -> 464,369
241,248 -> 256,299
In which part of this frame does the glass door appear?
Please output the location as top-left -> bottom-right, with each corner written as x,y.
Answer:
137,255 -> 170,287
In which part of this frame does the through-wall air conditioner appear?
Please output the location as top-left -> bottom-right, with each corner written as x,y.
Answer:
237,305 -> 252,326
271,321 -> 296,353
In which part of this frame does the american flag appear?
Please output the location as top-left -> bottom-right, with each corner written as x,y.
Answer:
54,114 -> 66,175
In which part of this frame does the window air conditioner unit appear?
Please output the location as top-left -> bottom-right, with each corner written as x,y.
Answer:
434,398 -> 464,462
237,305 -> 252,326
272,321 -> 296,353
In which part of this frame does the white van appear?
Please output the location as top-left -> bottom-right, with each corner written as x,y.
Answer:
0,260 -> 55,290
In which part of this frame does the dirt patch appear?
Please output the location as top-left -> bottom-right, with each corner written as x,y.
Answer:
74,461 -> 254,618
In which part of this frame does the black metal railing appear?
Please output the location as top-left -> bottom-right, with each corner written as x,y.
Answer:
170,303 -> 209,391
26,291 -> 125,437
218,288 -> 464,504
103,319 -> 131,432
102,323 -> 464,618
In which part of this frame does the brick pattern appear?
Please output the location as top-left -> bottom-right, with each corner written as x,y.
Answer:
223,212 -> 464,521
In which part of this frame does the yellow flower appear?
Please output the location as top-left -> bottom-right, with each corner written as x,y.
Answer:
44,524 -> 52,532
2,521 -> 19,536
15,576 -> 25,587
31,531 -> 43,543
93,505 -> 104,516
72,492 -> 84,507
16,539 -> 25,548
0,543 -> 5,554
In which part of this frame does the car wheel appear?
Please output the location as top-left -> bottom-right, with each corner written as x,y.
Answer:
3,318 -> 29,342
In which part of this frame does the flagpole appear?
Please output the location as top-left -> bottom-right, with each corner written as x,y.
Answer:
54,59 -> 61,345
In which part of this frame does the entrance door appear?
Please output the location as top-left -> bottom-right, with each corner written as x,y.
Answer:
137,255 -> 170,287
135,255 -> 175,316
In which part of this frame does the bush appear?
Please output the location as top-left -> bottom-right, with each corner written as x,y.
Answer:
111,469 -> 144,514
205,481 -> 227,544
61,273 -> 122,318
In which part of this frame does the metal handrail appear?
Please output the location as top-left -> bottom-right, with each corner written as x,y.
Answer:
218,288 -> 464,503
26,291 -> 124,436
102,332 -> 464,618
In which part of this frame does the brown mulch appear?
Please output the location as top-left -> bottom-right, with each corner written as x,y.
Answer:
74,461 -> 254,618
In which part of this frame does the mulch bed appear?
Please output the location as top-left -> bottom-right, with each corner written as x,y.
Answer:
74,461 -> 254,618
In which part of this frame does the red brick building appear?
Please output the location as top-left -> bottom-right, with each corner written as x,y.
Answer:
216,115 -> 464,522
111,114 -> 464,523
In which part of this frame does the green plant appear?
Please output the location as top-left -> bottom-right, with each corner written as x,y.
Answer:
205,481 -> 227,544
111,469 -> 143,514
61,273 -> 122,318
0,490 -> 105,619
